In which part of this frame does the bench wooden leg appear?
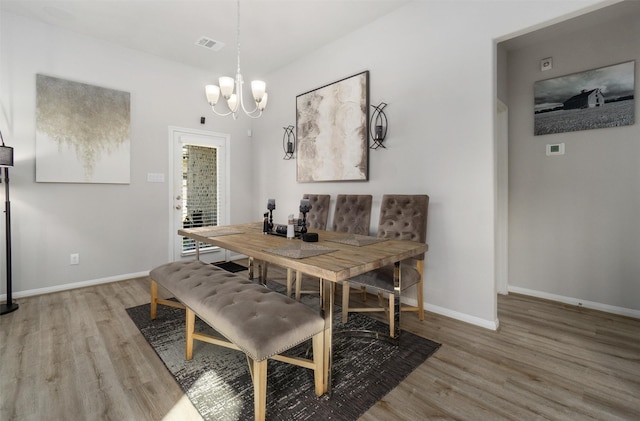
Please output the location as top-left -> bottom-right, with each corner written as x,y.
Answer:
150,280 -> 158,320
249,358 -> 267,421
312,331 -> 324,397
186,307 -> 195,360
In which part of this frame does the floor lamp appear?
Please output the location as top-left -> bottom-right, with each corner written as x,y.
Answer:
0,129 -> 17,315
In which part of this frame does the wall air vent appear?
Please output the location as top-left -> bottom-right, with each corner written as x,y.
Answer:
195,36 -> 224,51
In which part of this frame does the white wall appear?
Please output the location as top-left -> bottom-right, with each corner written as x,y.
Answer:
250,0 -> 608,328
507,8 -> 640,317
0,13 -> 254,294
1,0 -> 611,329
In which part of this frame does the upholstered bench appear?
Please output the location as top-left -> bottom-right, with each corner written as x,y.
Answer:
149,260 -> 325,421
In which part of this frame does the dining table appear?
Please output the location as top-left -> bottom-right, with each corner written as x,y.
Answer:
178,222 -> 428,394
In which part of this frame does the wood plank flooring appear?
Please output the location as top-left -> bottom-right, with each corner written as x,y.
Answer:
1,263 -> 639,420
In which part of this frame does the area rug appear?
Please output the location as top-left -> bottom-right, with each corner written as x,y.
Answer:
126,282 -> 440,420
212,261 -> 247,273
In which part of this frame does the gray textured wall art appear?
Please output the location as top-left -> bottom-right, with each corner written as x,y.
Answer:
296,71 -> 369,182
36,74 -> 131,183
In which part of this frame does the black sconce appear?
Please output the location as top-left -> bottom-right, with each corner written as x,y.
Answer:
283,125 -> 295,160
370,102 -> 388,149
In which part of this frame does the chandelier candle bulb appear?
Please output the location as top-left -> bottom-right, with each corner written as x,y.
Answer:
251,81 -> 266,101
219,77 -> 235,98
205,85 -> 220,105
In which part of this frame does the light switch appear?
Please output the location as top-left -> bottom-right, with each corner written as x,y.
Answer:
147,173 -> 165,182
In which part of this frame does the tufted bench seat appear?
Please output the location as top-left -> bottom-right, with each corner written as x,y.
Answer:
149,260 -> 325,421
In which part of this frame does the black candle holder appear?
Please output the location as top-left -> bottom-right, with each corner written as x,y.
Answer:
262,212 -> 270,234
267,200 -> 276,231
283,125 -> 295,160
299,202 -> 311,234
370,102 -> 388,150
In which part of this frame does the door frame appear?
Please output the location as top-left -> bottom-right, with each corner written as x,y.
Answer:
167,126 -> 231,262
495,100 -> 509,295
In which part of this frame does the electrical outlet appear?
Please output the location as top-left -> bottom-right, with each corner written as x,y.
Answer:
70,253 -> 80,265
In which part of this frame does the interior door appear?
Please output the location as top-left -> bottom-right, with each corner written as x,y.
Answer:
169,127 -> 230,263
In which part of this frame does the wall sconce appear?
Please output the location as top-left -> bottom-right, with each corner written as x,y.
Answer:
283,125 -> 295,160
370,102 -> 388,150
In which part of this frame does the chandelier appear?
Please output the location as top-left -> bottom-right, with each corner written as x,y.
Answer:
205,0 -> 267,119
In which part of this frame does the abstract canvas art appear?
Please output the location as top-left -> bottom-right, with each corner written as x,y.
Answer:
36,74 -> 131,183
296,71 -> 369,182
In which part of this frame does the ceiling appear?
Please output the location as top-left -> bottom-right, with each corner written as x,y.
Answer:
2,0 -> 639,78
500,0 -> 640,51
0,0 -> 411,79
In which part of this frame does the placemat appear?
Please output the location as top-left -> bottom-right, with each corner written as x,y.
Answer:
264,242 -> 337,259
326,234 -> 389,247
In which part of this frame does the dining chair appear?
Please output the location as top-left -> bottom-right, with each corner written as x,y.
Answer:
283,194 -> 330,297
340,194 -> 429,337
250,194 -> 331,296
294,194 -> 372,300
301,194 -> 330,230
331,194 -> 373,234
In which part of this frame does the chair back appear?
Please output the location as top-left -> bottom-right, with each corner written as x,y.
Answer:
377,195 -> 429,257
332,195 -> 373,235
301,194 -> 330,230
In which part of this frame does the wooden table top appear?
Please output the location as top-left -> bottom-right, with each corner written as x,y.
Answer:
179,223 -> 428,283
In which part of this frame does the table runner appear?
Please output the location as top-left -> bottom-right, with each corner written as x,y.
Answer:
196,228 -> 244,237
326,234 -> 389,247
264,242 -> 337,259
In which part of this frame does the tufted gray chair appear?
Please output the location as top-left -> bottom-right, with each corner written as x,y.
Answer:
294,194 -> 373,300
284,194 -> 331,297
341,194 -> 429,336
331,194 -> 373,234
254,194 -> 331,296
301,194 -> 330,230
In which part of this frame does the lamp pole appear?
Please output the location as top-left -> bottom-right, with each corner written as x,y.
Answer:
0,131 -> 17,315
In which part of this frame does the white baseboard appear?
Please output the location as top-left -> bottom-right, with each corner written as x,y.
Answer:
424,302 -> 499,330
508,286 -> 640,319
0,271 -> 150,300
399,295 -> 499,331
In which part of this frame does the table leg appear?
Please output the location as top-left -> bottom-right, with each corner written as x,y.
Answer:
320,278 -> 334,395
248,257 -> 254,280
392,261 -> 401,339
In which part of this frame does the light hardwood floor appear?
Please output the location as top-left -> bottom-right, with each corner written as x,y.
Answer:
1,263 -> 639,420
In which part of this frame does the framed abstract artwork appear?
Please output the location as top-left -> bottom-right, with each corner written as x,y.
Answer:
534,61 -> 635,136
296,71 -> 369,182
35,74 -> 131,183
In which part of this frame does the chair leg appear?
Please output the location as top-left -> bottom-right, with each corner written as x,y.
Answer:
388,292 -> 395,337
341,281 -> 350,323
417,260 -> 425,320
286,268 -> 294,298
150,280 -> 158,320
295,270 -> 303,301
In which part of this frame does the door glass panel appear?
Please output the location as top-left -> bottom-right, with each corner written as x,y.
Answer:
181,144 -> 219,255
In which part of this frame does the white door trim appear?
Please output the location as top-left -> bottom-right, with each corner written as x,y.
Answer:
167,126 -> 231,262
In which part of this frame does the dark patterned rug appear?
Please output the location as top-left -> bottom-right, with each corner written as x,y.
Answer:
126,282 -> 440,420
212,261 -> 247,273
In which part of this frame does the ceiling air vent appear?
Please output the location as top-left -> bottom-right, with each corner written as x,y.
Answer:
195,36 -> 224,52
